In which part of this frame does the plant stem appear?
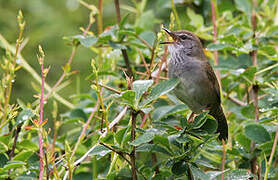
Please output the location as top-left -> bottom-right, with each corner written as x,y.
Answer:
9,124 -> 22,160
155,46 -> 168,84
114,0 -> 134,78
264,127 -> 278,180
250,1 -> 259,177
131,110 -> 138,180
70,97 -> 100,159
44,46 -> 77,100
0,34 -> 74,109
210,0 -> 221,88
39,51 -> 45,180
98,0 -> 103,35
170,0 -> 181,29
2,15 -> 24,125
221,139 -> 226,180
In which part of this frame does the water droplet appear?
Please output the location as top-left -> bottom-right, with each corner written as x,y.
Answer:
11,79 -> 15,83
22,115 -> 29,120
16,59 -> 21,64
43,101 -> 47,104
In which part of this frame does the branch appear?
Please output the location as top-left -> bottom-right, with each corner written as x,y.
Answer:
38,45 -> 46,180
210,0 -> 222,88
221,139 -> 226,180
9,124 -> 22,160
155,46 -> 168,84
100,106 -> 128,138
131,110 -> 138,180
70,97 -> 100,159
264,127 -> 278,180
114,0 -> 134,78
0,34 -> 74,109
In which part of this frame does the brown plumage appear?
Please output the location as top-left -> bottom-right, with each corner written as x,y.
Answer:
162,28 -> 228,140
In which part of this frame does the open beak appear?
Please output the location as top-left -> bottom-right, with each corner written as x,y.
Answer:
160,27 -> 178,45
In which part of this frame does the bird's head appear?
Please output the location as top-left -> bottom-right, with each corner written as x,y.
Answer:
161,27 -> 204,58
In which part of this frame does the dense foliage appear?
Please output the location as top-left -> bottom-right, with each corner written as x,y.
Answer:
0,0 -> 278,179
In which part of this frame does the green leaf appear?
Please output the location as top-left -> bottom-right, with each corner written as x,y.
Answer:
207,43 -> 233,51
63,35 -> 98,47
100,131 -> 114,145
89,145 -> 111,157
136,144 -> 171,155
70,108 -> 87,121
3,161 -> 26,170
119,13 -> 130,29
13,151 -> 33,162
200,118 -> 217,134
17,140 -> 38,151
187,8 -> 204,28
153,135 -> 171,151
79,36 -> 98,47
115,127 -> 128,145
190,165 -> 210,180
152,104 -> 187,121
132,80 -> 153,103
192,112 -> 208,129
171,161 -> 188,176
235,133 -> 251,150
108,41 -> 127,50
0,153 -> 8,168
240,66 -> 257,82
234,0 -> 252,17
16,109 -> 34,126
225,169 -> 252,180
244,123 -> 271,143
176,134 -> 190,144
143,78 -> 179,106
114,90 -> 136,108
0,141 -> 8,152
130,132 -> 154,146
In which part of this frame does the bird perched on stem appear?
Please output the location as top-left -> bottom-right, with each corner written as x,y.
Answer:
161,27 -> 228,141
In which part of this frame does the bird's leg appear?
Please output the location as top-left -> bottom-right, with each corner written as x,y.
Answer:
187,112 -> 195,123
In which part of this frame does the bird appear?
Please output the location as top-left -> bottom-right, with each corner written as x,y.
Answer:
161,27 -> 228,141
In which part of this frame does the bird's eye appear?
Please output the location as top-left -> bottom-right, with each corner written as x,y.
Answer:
179,35 -> 188,40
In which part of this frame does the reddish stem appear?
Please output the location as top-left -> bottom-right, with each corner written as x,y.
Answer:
39,61 -> 45,180
210,0 -> 221,88
221,139 -> 226,180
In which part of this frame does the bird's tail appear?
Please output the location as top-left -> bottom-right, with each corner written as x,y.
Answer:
209,105 -> 228,141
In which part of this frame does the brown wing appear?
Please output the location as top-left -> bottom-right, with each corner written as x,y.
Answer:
205,62 -> 221,104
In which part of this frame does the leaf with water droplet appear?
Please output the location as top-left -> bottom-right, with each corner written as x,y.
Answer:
16,109 -> 35,126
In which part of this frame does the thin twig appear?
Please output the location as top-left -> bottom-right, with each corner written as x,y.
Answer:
38,46 -> 46,180
155,46 -> 168,84
136,34 -> 153,51
44,16 -> 93,101
250,1 -> 259,177
131,110 -> 138,180
70,97 -> 100,159
114,0 -> 134,78
100,106 -> 128,138
100,142 -> 131,164
137,48 -> 151,78
92,81 -> 121,94
139,113 -> 148,128
222,92 -> 247,106
9,124 -> 22,160
210,0 -> 222,89
221,139 -> 226,180
44,148 -> 50,180
119,67 -> 168,80
264,127 -> 278,180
